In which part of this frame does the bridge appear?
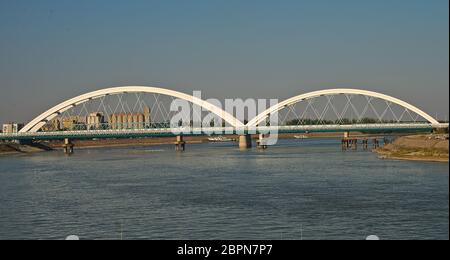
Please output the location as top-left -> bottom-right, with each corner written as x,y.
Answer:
1,86 -> 447,152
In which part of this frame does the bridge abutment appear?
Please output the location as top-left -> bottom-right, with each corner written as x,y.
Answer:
15,139 -> 32,145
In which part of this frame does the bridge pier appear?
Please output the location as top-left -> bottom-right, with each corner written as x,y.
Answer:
175,136 -> 186,151
372,138 -> 380,149
353,139 -> 358,150
239,134 -> 252,149
344,131 -> 350,138
342,132 -> 351,150
342,138 -> 352,150
342,137 -> 383,151
362,139 -> 369,150
257,134 -> 268,149
63,138 -> 74,155
341,138 -> 360,151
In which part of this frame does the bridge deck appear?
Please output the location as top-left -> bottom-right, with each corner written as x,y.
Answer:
0,123 -> 445,141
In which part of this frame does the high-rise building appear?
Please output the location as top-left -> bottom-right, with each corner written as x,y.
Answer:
144,106 -> 151,127
109,106 -> 151,129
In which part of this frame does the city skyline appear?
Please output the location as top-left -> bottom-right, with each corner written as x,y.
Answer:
38,105 -> 152,131
0,0 -> 448,124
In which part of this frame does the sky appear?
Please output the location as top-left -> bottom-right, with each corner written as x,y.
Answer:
0,0 -> 448,123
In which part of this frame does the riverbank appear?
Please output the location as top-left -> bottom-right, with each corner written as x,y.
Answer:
0,143 -> 52,156
1,132 -> 430,155
375,134 -> 449,163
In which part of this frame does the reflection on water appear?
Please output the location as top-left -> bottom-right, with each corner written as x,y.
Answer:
0,139 -> 448,240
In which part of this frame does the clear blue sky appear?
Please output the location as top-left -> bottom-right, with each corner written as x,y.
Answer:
0,0 -> 448,123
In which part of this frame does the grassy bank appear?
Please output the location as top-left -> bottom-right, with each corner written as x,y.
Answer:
375,134 -> 449,162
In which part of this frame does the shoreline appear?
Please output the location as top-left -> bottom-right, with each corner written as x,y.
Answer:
378,155 -> 449,163
0,143 -> 50,156
3,133 -> 446,163
375,134 -> 449,163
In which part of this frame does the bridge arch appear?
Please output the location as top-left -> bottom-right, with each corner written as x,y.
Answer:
246,88 -> 440,127
20,86 -> 244,133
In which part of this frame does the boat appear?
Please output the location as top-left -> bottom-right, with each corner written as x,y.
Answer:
294,135 -> 309,139
208,136 -> 235,142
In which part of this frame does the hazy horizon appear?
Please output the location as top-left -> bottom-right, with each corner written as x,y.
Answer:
0,0 -> 448,124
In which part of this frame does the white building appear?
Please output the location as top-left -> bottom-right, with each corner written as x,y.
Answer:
87,112 -> 105,129
2,123 -> 24,134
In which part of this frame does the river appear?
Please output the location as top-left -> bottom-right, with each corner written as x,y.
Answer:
0,138 -> 448,240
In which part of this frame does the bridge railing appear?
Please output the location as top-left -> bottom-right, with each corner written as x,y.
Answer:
1,122 -> 447,141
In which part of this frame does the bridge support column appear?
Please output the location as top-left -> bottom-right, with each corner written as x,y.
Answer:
372,139 -> 380,149
344,131 -> 350,138
353,139 -> 358,150
257,134 -> 268,149
175,136 -> 186,152
342,138 -> 351,150
362,139 -> 369,150
239,134 -> 252,149
63,138 -> 74,155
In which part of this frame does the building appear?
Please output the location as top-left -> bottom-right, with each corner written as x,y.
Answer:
62,116 -> 86,130
110,113 -> 145,129
87,112 -> 105,129
2,123 -> 24,134
42,119 -> 62,132
109,107 -> 151,129
143,106 -> 151,125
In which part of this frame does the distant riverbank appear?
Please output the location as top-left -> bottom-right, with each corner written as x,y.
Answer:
375,134 -> 449,163
37,132 -> 402,150
1,132 -> 433,156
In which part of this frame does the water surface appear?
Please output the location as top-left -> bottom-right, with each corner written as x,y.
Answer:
0,139 -> 448,240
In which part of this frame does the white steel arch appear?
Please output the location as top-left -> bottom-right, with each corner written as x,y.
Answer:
20,86 -> 245,133
246,89 -> 440,127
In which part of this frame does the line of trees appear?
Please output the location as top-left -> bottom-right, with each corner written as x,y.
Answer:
285,118 -> 413,126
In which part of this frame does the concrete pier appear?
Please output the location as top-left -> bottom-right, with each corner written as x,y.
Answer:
342,138 -> 363,150
362,139 -> 369,150
344,131 -> 350,138
63,138 -> 74,155
342,137 -> 382,151
372,138 -> 380,149
239,134 -> 252,149
257,134 -> 268,149
175,136 -> 186,151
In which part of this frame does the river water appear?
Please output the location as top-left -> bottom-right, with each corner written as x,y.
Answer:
0,138 -> 448,240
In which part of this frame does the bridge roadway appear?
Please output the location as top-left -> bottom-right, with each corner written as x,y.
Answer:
0,123 -> 446,141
